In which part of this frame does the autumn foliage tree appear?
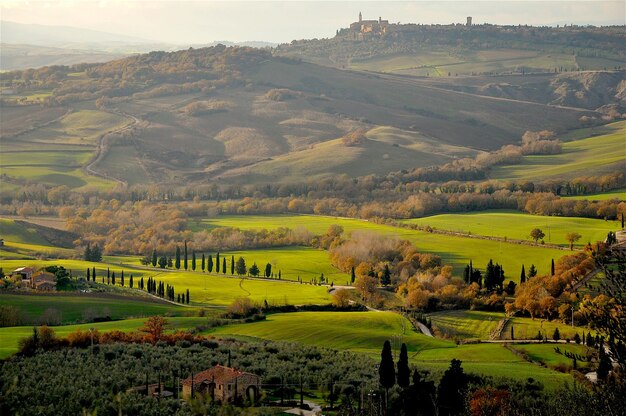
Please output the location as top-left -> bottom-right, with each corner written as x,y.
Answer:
139,316 -> 168,344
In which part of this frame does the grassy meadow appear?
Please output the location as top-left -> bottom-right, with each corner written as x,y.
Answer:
402,210 -> 618,248
0,107 -> 126,189
196,214 -> 566,280
209,311 -> 577,389
0,293 -> 191,325
429,310 -> 594,341
509,343 -> 593,370
0,316 -> 209,359
491,121 -> 626,181
210,311 -> 453,356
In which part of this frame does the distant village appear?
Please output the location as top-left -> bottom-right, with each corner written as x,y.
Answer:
337,12 -> 602,40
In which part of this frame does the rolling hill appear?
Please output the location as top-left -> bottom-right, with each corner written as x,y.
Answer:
2,45 -> 606,188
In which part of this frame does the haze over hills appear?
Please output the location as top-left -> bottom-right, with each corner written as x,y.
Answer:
0,21 -> 277,70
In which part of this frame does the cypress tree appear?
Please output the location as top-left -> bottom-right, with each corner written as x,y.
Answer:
208,255 -> 213,273
351,266 -> 356,284
622,212 -> 624,229
151,249 -> 157,267
379,340 -> 395,406
121,270 -> 124,287
437,359 -> 468,416
107,268 -> 110,284
184,240 -> 188,270
201,254 -> 205,272
511,325 -> 515,340
278,270 -> 281,280
140,277 -> 144,290
186,289 -> 190,304
84,243 -> 92,261
231,256 -> 235,275
92,267 -> 96,281
265,263 -> 272,278
381,264 -> 391,286
130,274 -> 134,288
86,268 -> 90,281
216,253 -> 220,273
175,246 -> 181,270
111,271 -> 116,285
553,328 -> 560,341
551,259 -> 555,276
223,257 -> 227,274
397,343 -> 410,388
520,265 -> 526,284
597,348 -> 611,380
192,251 -> 197,271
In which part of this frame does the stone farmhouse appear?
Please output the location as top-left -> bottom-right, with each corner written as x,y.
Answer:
181,365 -> 261,404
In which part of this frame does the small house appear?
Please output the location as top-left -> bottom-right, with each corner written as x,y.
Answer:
181,365 -> 261,404
32,271 -> 56,291
11,267 -> 35,282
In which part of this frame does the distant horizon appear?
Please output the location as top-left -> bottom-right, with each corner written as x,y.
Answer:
1,1 -> 624,45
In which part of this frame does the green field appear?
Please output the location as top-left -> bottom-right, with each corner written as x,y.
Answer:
196,214 -> 566,280
492,121 -> 626,181
0,293 -> 191,325
429,310 -> 593,342
0,218 -> 53,246
429,310 -> 503,340
509,343 -> 593,370
210,311 -> 575,388
563,188 -> 626,201
0,108 -> 125,189
211,311 -> 454,356
0,316 -> 208,359
402,210 -> 618,248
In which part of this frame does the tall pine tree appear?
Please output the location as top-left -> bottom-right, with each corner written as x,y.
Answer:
379,340 -> 395,407
184,240 -> 188,270
175,246 -> 181,270
520,264 -> 526,284
397,343 -> 410,388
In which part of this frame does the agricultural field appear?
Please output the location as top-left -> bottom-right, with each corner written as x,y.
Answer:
0,107 -> 127,189
348,49 -> 582,77
401,210 -> 619,248
196,214 -> 566,280
429,310 -> 594,342
210,311 -> 455,356
562,188 -> 626,201
0,257 -> 333,307
491,121 -> 626,181
0,293 -> 192,325
0,316 -> 209,359
210,311 -> 576,389
509,343 -> 594,370
428,310 -> 503,340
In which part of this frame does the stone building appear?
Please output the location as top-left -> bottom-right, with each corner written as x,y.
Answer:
181,365 -> 261,404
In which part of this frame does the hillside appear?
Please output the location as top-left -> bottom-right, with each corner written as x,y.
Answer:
276,23 -> 626,76
0,45 -> 613,188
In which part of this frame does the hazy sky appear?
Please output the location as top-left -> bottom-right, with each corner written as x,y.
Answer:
2,1 -> 624,44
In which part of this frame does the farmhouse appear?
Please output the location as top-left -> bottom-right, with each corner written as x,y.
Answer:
31,271 -> 57,291
181,365 -> 261,404
11,266 -> 35,282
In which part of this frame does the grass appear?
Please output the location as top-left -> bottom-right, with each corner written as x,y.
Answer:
210,311 -> 454,356
509,343 -> 593,370
209,311 -> 574,388
0,316 -> 209,359
0,254 -> 333,308
222,247 -> 349,284
562,188 -> 626,201
401,210 -> 619,248
429,310 -> 503,340
195,214 -> 566,280
413,343 -> 573,389
0,108 -> 126,190
347,49 -> 583,77
0,218 -> 53,246
491,121 -> 626,181
505,317 -> 594,341
0,293 -> 191,325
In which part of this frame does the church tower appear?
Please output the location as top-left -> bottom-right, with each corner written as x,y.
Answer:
359,12 -> 362,22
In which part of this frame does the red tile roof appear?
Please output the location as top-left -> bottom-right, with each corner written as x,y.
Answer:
181,365 -> 258,386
